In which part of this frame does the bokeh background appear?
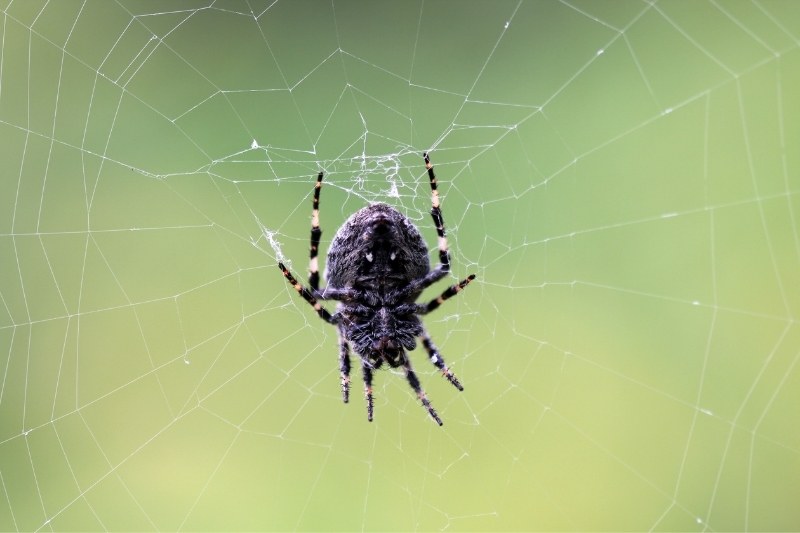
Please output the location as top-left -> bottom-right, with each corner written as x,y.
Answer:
1,0 -> 799,530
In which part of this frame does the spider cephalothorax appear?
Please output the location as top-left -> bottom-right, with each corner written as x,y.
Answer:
279,153 -> 475,425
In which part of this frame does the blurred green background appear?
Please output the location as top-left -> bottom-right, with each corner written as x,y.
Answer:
1,0 -> 799,530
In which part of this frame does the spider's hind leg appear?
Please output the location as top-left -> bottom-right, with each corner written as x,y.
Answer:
413,153 -> 476,293
424,153 -> 449,276
309,171 -> 324,290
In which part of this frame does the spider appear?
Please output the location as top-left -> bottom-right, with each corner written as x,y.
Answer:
278,153 -> 475,425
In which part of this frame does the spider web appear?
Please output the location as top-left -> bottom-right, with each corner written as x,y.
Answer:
1,0 -> 799,530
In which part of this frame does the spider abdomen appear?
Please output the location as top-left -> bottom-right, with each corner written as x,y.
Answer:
325,203 -> 430,292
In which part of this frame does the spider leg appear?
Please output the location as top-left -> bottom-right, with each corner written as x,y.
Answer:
362,360 -> 374,422
403,356 -> 443,426
338,325 -> 351,404
309,171 -> 324,291
424,152 -> 449,276
394,153 -> 475,295
419,329 -> 463,391
416,274 -> 476,315
278,262 -> 337,324
318,286 -> 361,302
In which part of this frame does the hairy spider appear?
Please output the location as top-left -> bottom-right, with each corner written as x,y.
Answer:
278,153 -> 475,425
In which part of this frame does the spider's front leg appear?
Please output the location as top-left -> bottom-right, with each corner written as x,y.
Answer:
419,329 -> 463,391
403,357 -> 443,426
337,325 -> 351,404
361,360 -> 374,422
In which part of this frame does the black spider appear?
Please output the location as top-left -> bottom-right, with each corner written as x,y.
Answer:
278,153 -> 475,425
